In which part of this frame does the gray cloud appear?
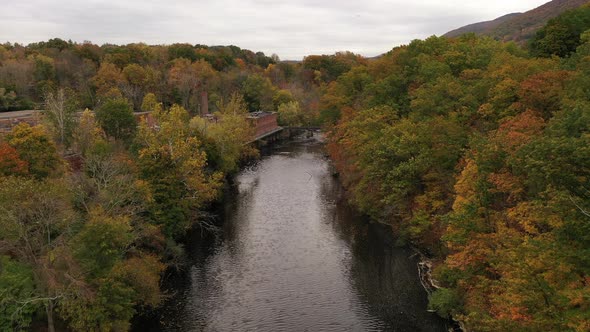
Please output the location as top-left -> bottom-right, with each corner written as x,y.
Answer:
0,0 -> 549,59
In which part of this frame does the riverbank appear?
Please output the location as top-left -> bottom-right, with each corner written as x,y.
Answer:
412,248 -> 465,332
325,151 -> 460,331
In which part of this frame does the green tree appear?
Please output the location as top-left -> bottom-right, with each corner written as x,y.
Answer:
168,43 -> 197,61
241,74 -> 275,112
530,5 -> 590,57
0,256 -> 39,331
95,98 -> 137,141
56,183 -> 164,331
428,288 -> 461,318
73,212 -> 133,279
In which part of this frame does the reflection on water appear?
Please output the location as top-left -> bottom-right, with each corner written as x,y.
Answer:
143,135 -> 447,332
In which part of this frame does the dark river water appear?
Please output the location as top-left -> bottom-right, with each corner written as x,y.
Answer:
137,135 -> 447,331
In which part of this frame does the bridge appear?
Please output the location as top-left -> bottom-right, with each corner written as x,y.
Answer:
284,126 -> 321,131
0,109 -> 321,145
246,127 -> 284,144
247,126 -> 322,145
0,110 -> 42,133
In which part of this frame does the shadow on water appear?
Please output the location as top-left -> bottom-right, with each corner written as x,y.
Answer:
133,134 -> 448,332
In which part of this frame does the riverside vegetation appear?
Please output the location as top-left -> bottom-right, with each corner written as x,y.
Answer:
1,4 -> 590,331
325,6 -> 590,331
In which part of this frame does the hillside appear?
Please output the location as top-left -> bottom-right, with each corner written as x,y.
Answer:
445,13 -> 521,38
444,0 -> 590,42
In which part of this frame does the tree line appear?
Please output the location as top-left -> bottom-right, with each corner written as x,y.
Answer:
0,39 -> 367,127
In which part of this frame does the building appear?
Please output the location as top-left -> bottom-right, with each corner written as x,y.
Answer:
247,111 -> 280,138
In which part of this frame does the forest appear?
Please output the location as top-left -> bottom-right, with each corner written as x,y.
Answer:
1,4 -> 589,332
326,5 -> 590,332
0,36 -> 366,331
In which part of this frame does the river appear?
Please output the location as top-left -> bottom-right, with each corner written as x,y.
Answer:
136,134 -> 448,332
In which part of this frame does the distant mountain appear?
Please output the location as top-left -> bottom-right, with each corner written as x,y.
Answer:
444,0 -> 590,42
445,13 -> 521,38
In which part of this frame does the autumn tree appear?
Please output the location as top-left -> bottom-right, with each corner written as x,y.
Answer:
59,211 -> 163,331
44,88 -> 78,147
272,89 -> 295,110
136,104 -> 223,237
277,101 -> 304,126
0,177 -> 77,332
168,58 -> 216,114
5,123 -> 62,179
191,93 -> 257,173
302,52 -> 366,83
31,54 -> 56,97
0,142 -> 28,176
120,63 -> 146,109
92,62 -> 124,101
141,92 -> 161,113
72,109 -> 104,156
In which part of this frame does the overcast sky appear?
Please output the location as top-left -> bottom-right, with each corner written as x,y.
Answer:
1,0 -> 549,60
